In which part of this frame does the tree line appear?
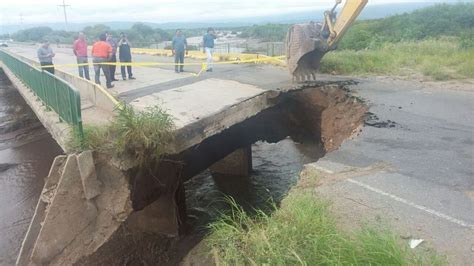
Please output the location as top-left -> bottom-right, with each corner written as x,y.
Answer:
0,23 -> 174,47
1,3 -> 472,49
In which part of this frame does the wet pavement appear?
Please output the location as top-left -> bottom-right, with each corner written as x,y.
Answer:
314,76 -> 474,264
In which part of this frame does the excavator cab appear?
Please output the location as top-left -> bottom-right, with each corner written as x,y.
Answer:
286,0 -> 368,82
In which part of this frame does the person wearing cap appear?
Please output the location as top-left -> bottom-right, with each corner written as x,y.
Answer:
172,29 -> 188,73
203,27 -> 217,72
118,32 -> 135,80
92,33 -> 114,88
73,32 -> 90,80
37,40 -> 55,74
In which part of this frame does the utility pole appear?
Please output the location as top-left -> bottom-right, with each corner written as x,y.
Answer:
19,13 -> 24,30
58,0 -> 70,31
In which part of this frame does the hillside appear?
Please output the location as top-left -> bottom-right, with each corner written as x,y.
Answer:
339,3 -> 474,50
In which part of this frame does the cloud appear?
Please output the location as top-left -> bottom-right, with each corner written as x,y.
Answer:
0,0 -> 465,25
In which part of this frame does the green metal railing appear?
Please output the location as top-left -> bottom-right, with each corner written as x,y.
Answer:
0,49 -> 83,138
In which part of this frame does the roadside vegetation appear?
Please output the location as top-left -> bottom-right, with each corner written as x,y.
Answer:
318,3 -> 474,80
208,192 -> 446,265
320,38 -> 474,80
68,104 -> 174,166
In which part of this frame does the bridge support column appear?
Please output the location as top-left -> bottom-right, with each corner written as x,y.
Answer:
127,181 -> 187,237
210,146 -> 252,177
128,159 -> 187,237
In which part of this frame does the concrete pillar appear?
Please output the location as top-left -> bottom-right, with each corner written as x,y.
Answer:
210,146 -> 252,177
127,181 -> 187,237
128,159 -> 187,237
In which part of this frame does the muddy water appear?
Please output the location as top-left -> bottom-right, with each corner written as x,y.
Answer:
0,71 -> 63,265
185,138 -> 325,228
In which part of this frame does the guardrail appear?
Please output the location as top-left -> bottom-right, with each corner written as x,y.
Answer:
0,49 -> 83,138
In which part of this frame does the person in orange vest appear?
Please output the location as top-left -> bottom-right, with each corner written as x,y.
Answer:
91,33 -> 114,88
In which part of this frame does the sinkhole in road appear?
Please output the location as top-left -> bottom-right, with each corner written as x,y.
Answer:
183,82 -> 369,228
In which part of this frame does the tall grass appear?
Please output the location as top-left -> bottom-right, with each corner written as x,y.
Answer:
320,38 -> 474,80
208,193 -> 445,265
110,105 -> 174,165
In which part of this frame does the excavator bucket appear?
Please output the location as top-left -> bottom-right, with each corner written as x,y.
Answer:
286,0 -> 368,82
286,22 -> 329,82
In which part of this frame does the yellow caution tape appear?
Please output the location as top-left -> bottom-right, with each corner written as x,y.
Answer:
37,55 -> 286,69
37,55 -> 286,79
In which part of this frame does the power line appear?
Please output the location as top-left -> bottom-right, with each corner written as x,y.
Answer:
58,0 -> 70,31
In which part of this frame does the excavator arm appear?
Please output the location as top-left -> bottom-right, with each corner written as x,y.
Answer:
286,0 -> 368,82
325,0 -> 368,49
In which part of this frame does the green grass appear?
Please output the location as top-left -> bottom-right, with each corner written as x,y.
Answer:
207,193 -> 445,265
110,104 -> 174,165
320,38 -> 474,80
68,125 -> 112,153
68,104 -> 174,165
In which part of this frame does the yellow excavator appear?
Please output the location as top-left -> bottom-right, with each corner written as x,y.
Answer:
287,0 -> 368,82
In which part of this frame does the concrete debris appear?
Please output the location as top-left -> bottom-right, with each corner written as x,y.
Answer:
16,152 -> 133,265
39,184 -> 57,204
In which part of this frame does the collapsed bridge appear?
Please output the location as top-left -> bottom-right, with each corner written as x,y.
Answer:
0,45 -> 367,265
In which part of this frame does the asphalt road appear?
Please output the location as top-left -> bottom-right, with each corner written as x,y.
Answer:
314,77 -> 473,265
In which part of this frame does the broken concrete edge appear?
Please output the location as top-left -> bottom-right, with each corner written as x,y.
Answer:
170,80 -> 360,155
0,64 -> 71,152
111,80 -> 366,173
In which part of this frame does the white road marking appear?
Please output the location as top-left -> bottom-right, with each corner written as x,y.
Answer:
347,178 -> 474,230
312,166 -> 335,174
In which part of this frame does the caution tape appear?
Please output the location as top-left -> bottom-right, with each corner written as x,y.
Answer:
37,55 -> 286,69
37,55 -> 286,78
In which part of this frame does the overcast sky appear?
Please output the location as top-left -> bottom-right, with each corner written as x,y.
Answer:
0,0 -> 467,25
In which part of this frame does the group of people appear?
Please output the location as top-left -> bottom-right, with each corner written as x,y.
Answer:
171,27 -> 217,73
74,32 -> 135,89
37,27 -> 218,89
38,31 -> 135,89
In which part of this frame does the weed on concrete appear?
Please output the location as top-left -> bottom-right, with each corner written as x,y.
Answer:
68,104 -> 174,166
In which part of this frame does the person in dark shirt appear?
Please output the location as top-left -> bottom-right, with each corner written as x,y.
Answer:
118,32 -> 135,80
203,27 -> 217,72
172,29 -> 188,73
106,33 -> 119,81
